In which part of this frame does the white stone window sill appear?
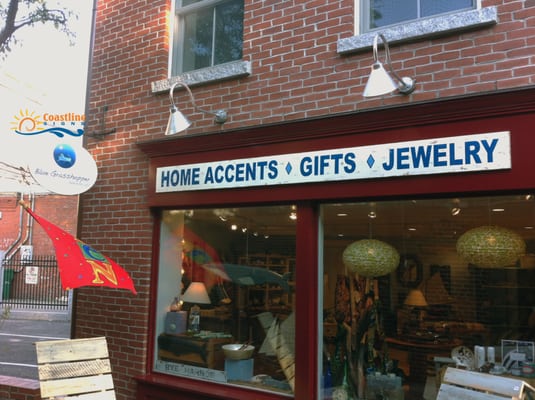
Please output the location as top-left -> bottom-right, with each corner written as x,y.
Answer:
151,60 -> 252,94
337,6 -> 497,55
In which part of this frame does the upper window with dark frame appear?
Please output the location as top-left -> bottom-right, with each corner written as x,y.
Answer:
362,0 -> 476,32
172,0 -> 244,75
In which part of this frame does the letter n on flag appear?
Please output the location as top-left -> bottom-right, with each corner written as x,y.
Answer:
22,204 -> 137,294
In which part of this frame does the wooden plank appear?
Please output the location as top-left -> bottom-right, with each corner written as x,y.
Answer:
60,390 -> 116,400
524,381 -> 535,393
443,367 -> 524,397
39,374 -> 114,398
437,383 -> 511,400
36,337 -> 109,363
38,359 -> 112,380
279,353 -> 293,370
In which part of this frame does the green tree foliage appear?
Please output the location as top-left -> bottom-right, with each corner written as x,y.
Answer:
0,0 -> 76,58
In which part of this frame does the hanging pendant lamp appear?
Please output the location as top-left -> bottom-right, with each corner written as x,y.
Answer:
456,225 -> 526,268
342,239 -> 400,278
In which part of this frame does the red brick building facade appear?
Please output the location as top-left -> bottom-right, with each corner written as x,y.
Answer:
0,194 -> 77,257
78,1 -> 535,399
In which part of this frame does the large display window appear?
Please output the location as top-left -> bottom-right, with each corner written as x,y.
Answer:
320,195 -> 535,400
151,194 -> 535,399
154,205 -> 296,395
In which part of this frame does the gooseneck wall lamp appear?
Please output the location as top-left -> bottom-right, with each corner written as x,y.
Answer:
166,81 -> 228,135
363,33 -> 416,97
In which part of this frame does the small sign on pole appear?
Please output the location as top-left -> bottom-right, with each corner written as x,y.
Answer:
25,266 -> 39,284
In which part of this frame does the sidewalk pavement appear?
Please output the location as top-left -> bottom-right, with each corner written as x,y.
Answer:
0,310 -> 71,380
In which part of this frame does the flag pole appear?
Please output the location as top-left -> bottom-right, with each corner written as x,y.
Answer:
18,200 -> 29,210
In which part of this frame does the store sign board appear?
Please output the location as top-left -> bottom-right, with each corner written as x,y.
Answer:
154,360 -> 227,383
156,131 -> 511,193
28,141 -> 98,195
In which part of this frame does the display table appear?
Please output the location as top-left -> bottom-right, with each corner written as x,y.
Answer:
387,337 -> 462,399
387,337 -> 462,382
158,333 -> 232,369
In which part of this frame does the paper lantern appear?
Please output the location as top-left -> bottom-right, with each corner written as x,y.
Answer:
342,239 -> 400,277
456,225 -> 526,268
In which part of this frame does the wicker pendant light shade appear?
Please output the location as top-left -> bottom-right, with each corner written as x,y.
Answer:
342,239 -> 400,278
456,225 -> 526,268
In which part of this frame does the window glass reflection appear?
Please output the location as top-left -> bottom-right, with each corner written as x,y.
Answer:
367,0 -> 474,30
178,0 -> 244,73
154,206 -> 296,395
320,195 -> 535,400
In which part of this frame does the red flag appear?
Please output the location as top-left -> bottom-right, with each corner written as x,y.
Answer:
22,204 -> 137,294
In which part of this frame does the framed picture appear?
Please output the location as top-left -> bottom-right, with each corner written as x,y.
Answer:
397,254 -> 423,287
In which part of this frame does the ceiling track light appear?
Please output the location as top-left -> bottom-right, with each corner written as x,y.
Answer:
451,207 -> 461,216
363,33 -> 416,97
166,81 -> 228,135
450,198 -> 463,216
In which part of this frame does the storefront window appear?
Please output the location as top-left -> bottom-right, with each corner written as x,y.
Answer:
320,195 -> 535,400
154,205 -> 296,395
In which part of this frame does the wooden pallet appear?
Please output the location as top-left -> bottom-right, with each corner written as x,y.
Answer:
36,336 -> 116,400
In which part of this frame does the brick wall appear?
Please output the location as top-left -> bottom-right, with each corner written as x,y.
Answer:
0,376 -> 40,400
84,0 -> 535,139
0,194 -> 77,257
79,1 -> 535,399
0,196 -> 20,251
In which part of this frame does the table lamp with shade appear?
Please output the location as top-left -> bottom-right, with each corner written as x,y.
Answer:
182,282 -> 211,333
404,289 -> 428,330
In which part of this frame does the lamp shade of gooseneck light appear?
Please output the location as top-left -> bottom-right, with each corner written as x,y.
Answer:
363,33 -> 416,97
166,105 -> 192,135
342,239 -> 400,278
165,81 -> 228,135
456,225 -> 526,268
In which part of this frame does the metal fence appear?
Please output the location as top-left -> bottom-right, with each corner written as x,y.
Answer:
1,255 -> 68,310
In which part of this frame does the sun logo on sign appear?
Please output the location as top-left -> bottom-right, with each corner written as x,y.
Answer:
10,109 -> 44,134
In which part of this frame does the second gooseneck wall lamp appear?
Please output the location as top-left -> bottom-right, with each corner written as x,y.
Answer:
363,33 -> 416,97
166,81 -> 228,135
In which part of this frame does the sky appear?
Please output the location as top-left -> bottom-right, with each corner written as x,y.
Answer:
0,0 -> 94,193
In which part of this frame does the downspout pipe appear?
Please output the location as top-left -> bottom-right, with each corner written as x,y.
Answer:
18,192 -> 33,250
4,193 -> 26,260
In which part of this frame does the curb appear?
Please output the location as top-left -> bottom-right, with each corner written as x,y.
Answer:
2,307 -> 70,322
